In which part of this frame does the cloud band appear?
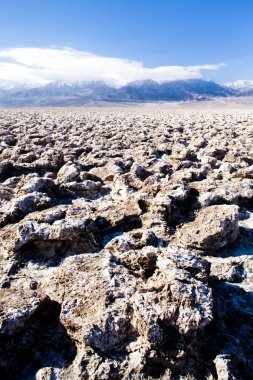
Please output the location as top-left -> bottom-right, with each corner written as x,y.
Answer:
0,47 -> 225,88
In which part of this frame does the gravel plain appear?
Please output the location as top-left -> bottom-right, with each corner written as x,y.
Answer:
0,107 -> 253,379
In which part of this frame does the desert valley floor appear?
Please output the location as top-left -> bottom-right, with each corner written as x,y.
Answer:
0,107 -> 252,379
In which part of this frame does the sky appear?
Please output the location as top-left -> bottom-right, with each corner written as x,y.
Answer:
0,0 -> 252,87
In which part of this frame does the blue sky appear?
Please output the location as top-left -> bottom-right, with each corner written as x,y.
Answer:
0,0 -> 252,86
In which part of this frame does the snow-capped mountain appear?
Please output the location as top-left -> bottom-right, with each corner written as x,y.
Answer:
0,78 -> 251,106
107,79 -> 234,102
224,80 -> 253,95
123,79 -> 160,88
0,80 -> 49,91
6,80 -> 117,102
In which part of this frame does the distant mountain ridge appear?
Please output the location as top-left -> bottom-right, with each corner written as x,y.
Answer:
0,78 -> 250,106
224,80 -> 253,96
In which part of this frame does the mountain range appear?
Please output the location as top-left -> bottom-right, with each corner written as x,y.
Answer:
0,79 -> 253,107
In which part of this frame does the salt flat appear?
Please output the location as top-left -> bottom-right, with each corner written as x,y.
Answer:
0,108 -> 252,379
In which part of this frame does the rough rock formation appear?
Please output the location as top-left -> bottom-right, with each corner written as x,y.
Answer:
173,205 -> 239,250
0,108 -> 252,379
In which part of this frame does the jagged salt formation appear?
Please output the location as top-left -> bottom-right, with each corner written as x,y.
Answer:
0,108 -> 252,380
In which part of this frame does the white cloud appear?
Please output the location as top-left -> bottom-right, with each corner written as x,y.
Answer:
0,47 -> 226,88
